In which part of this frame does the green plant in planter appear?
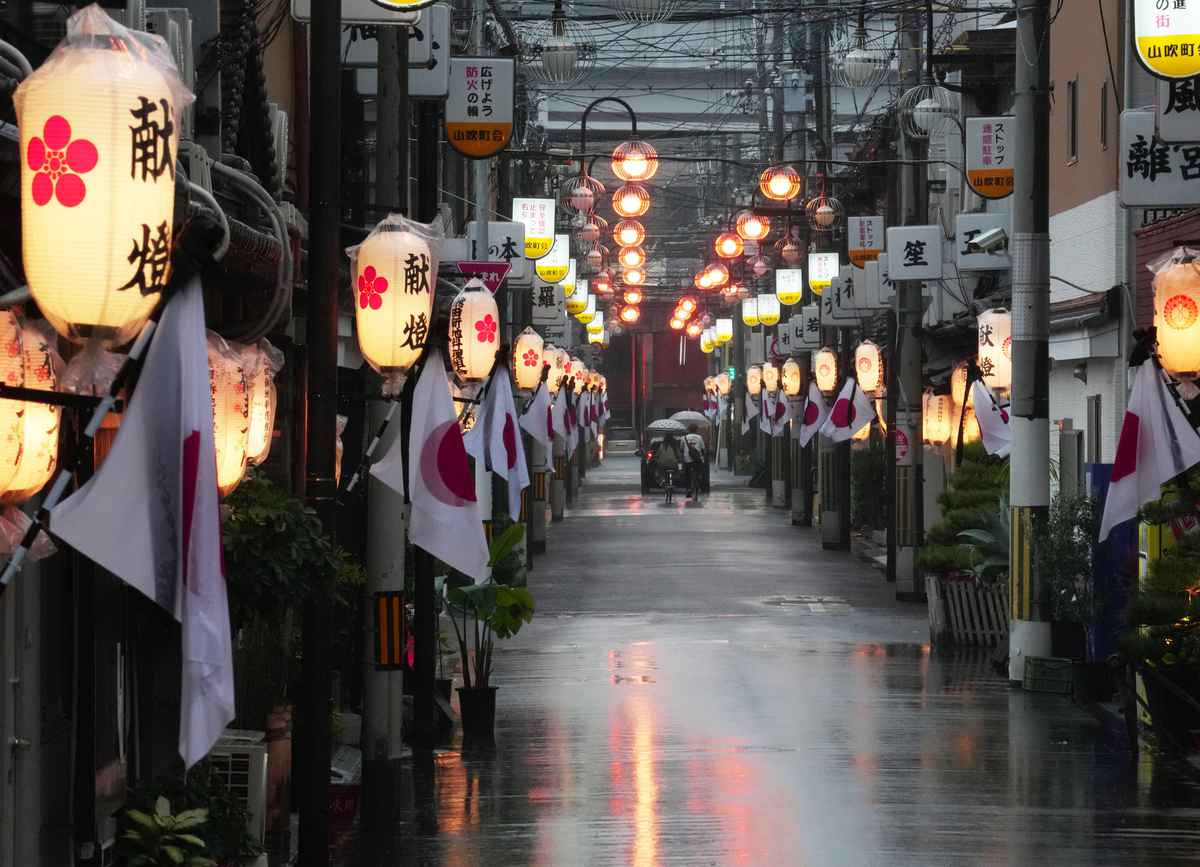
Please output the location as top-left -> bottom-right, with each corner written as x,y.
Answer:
115,797 -> 215,867
956,496 -> 1011,581
446,522 -> 535,689
917,443 -> 1008,576
1034,494 -> 1098,623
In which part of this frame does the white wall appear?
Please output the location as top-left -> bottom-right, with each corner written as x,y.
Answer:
1048,190 -> 1122,303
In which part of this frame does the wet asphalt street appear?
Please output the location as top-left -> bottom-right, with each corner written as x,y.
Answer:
352,457 -> 1200,866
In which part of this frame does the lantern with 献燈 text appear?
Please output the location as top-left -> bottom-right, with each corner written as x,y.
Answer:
513,327 -> 545,391
208,332 -> 251,497
449,279 -> 501,381
15,6 -> 194,348
546,345 -> 568,394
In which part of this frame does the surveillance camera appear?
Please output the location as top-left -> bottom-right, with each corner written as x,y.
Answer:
966,227 -> 1009,254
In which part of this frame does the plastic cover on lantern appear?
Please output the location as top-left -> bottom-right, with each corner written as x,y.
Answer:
1151,248 -> 1200,377
60,340 -> 125,396
14,5 -> 195,348
335,414 -> 348,486
240,338 -> 284,466
449,278 -> 501,381
513,326 -> 545,391
346,212 -> 444,394
208,331 -> 251,497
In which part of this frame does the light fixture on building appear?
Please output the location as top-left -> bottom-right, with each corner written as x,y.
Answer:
855,340 -> 883,394
806,189 -> 843,232
976,307 -> 1012,390
686,321 -> 703,339
620,304 -> 641,324
579,219 -> 601,245
752,257 -> 771,278
715,318 -> 734,344
742,297 -> 759,327
613,219 -> 645,248
613,182 -> 651,218
524,0 -> 597,86
669,316 -> 685,331
585,246 -> 603,270
759,164 -> 803,201
586,314 -> 604,335
781,240 -> 803,267
678,296 -> 697,314
813,347 -> 838,394
715,231 -> 744,259
835,12 -> 893,88
15,5 -> 191,347
449,279 -> 501,381
705,262 -> 730,287
566,287 -> 589,315
782,358 -> 802,396
594,269 -> 613,294
611,138 -> 659,181
736,209 -> 771,241
756,293 -> 781,326
209,333 -> 251,497
576,294 -> 598,324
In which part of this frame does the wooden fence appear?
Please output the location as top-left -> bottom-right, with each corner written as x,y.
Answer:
926,575 -> 1010,648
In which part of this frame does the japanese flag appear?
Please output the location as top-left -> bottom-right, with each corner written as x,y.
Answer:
564,391 -> 580,454
760,390 -> 792,437
51,279 -> 234,767
820,378 -> 874,443
741,391 -> 759,435
797,382 -> 829,447
408,349 -> 489,579
551,388 -> 568,446
971,380 -> 1013,458
1099,361 -> 1200,541
519,381 -> 553,451
465,367 -> 530,520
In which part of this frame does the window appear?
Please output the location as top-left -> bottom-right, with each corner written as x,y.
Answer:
1067,78 -> 1079,161
1100,81 -> 1109,150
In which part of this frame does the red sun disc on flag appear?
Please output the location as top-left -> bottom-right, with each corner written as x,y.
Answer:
503,413 -> 519,470
804,402 -> 820,424
420,420 -> 477,506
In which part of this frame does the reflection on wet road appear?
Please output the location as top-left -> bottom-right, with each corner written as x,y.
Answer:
351,459 -> 1200,866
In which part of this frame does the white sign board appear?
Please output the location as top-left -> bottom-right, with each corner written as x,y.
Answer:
463,221 -> 529,285
799,305 -> 821,348
535,234 -> 570,283
965,116 -> 1015,200
847,216 -> 884,267
822,268 -> 859,323
886,226 -> 943,280
1120,110 -> 1200,207
808,252 -> 840,295
352,5 -> 448,97
1133,0 -> 1200,80
531,277 -> 567,342
955,212 -> 1012,271
1156,77 -> 1200,142
512,197 -> 555,259
775,269 -> 805,305
446,57 -> 514,159
292,0 -> 422,24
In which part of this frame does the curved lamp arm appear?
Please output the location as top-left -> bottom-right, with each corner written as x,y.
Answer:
580,96 -> 639,160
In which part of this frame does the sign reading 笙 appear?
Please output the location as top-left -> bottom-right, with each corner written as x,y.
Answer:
808,252 -> 839,296
1156,76 -> 1200,142
1134,0 -> 1200,80
885,226 -> 942,281
512,198 -> 555,259
1120,109 -> 1200,207
847,216 -> 884,267
446,57 -> 514,159
966,117 -> 1014,200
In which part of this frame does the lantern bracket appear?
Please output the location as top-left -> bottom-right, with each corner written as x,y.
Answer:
0,384 -> 121,413
579,97 -> 638,158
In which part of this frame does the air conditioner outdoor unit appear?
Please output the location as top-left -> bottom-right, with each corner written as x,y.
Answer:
145,8 -> 195,142
209,729 -> 270,846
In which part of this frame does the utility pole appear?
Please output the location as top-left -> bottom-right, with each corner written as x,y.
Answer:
299,0 -> 340,862
1008,0 -> 1052,682
472,0 -> 490,259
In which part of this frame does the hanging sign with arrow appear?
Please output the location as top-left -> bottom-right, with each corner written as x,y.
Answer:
456,261 -> 511,294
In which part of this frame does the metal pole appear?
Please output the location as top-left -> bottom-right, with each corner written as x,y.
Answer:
472,0 -> 489,257
1008,0 -> 1053,682
299,0 -> 340,860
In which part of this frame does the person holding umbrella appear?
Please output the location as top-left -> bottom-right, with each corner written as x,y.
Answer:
682,424 -> 707,499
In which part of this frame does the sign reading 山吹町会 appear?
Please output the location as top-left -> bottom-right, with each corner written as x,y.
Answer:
446,57 -> 514,159
1133,0 -> 1200,80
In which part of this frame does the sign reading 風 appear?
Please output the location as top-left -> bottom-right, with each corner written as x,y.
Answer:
847,216 -> 884,267
446,57 -> 514,159
1133,0 -> 1200,80
965,117 -> 1014,200
1156,76 -> 1200,142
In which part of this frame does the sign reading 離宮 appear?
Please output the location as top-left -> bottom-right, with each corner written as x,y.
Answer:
1134,0 -> 1200,80
446,57 -> 514,159
965,117 -> 1014,200
1120,109 -> 1200,207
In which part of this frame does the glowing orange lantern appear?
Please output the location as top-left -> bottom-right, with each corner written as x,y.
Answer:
736,210 -> 771,241
613,219 -> 645,248
715,232 -> 744,259
759,165 -> 802,201
619,246 -> 647,269
613,182 -> 651,218
611,139 -> 659,181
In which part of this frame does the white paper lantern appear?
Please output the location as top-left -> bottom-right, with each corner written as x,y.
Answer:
950,361 -> 973,408
546,345 -> 568,394
586,314 -> 604,335
813,347 -> 838,394
3,321 -> 59,504
782,358 -> 801,396
923,391 -> 953,444
716,372 -> 731,396
449,279 -> 501,381
976,308 -> 1012,390
757,293 -> 781,326
570,357 -> 587,392
742,297 -> 759,327
512,326 -> 545,391
0,314 -> 26,497
566,287 -> 590,315
762,361 -> 780,393
208,332 -> 250,497
587,329 -> 605,345
1153,258 -> 1200,376
351,217 -> 437,379
700,330 -> 715,353
855,340 -> 883,394
746,364 -> 762,396
715,318 -> 734,345
15,6 -> 193,347
240,338 -> 284,466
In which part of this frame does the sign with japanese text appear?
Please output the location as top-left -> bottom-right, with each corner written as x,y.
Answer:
531,277 -> 566,342
1134,0 -> 1200,80
559,259 -> 577,296
534,234 -> 570,283
965,117 -> 1014,200
956,212 -> 1012,271
463,221 -> 529,285
292,0 -> 424,24
512,198 -> 555,259
800,304 -> 821,347
822,267 -> 860,323
807,252 -> 839,295
456,261 -> 510,294
1120,109 -> 1200,207
847,216 -> 884,267
851,257 -> 887,309
775,269 -> 805,305
885,226 -> 943,280
865,258 -> 892,310
446,57 -> 514,159
1156,75 -> 1200,141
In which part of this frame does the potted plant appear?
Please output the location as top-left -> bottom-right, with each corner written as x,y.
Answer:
116,797 -> 215,867
446,521 -> 535,741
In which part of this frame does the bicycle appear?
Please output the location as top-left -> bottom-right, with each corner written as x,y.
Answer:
660,466 -> 677,504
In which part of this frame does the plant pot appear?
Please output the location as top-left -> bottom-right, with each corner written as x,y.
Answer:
1051,621 -> 1087,661
457,686 -> 498,743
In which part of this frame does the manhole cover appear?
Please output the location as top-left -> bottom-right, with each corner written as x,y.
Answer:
758,595 -> 852,613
